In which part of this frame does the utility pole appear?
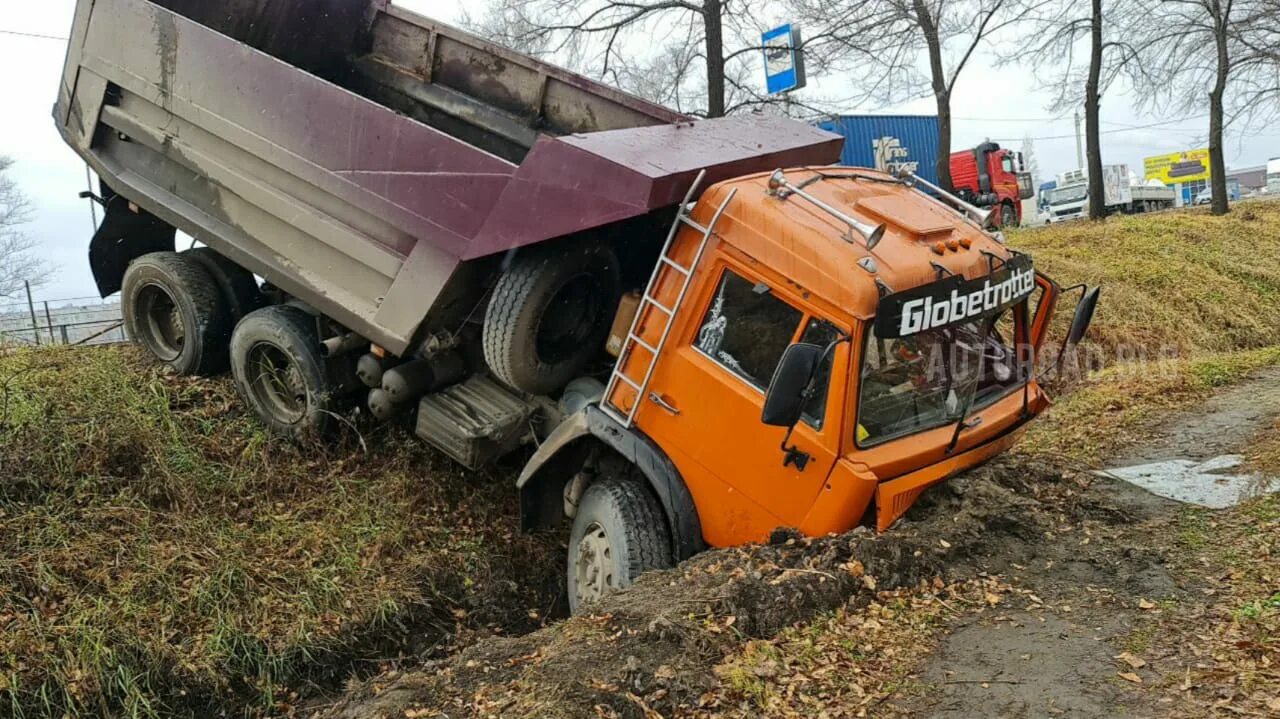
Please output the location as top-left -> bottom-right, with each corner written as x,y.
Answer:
1074,111 -> 1084,169
25,281 -> 40,346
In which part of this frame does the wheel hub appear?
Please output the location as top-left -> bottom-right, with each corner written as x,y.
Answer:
574,522 -> 614,606
137,283 -> 184,361
246,342 -> 308,424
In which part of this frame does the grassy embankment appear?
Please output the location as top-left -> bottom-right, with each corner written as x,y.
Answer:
3,201 -> 1280,718
1010,200 -> 1280,465
0,348 -> 558,717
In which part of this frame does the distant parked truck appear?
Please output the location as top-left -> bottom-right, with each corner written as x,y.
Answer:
1045,166 -> 1175,222
1266,158 -> 1280,195
55,0 -> 1096,612
949,142 -> 1035,228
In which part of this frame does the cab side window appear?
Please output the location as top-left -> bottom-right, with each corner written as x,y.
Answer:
695,269 -> 802,390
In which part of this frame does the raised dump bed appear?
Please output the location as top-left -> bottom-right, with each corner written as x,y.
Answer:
56,0 -> 841,355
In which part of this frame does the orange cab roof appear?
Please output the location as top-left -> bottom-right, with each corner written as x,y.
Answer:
696,167 -> 1017,320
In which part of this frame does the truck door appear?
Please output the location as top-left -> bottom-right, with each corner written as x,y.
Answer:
633,261 -> 848,547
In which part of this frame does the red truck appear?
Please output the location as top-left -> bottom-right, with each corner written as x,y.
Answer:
950,142 -> 1034,228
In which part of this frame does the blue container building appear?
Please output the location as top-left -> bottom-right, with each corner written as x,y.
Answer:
816,115 -> 941,186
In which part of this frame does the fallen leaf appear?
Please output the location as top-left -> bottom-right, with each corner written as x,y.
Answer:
939,539 -> 952,548
984,592 -> 1001,607
1114,652 -> 1147,670
1138,599 -> 1157,610
1118,671 -> 1143,684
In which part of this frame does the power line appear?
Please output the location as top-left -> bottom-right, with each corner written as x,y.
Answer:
0,28 -> 68,42
991,116 -> 1210,142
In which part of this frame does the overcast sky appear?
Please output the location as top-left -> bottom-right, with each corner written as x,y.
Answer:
2,0 -> 1277,301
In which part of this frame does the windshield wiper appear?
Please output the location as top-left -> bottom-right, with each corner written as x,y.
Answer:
945,317 -> 996,454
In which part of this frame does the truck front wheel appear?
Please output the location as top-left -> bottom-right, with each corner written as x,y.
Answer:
121,251 -> 230,376
567,478 -> 672,613
230,305 -> 334,440
1000,203 -> 1019,228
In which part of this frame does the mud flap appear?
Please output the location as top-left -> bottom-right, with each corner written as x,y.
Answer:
89,195 -> 176,297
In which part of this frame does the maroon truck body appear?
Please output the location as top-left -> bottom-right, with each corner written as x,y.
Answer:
55,0 -> 841,354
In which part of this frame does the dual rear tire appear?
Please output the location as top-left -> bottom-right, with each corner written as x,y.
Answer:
122,251 -> 332,440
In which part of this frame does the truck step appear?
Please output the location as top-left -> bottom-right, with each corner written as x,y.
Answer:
415,375 -> 534,470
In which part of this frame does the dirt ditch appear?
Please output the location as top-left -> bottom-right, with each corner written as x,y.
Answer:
323,457 -> 1178,718
327,366 -> 1280,719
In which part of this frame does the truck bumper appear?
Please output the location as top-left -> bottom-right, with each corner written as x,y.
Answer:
874,423 -> 1028,531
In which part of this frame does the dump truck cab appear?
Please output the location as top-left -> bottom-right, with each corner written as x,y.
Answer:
520,167 -> 1093,610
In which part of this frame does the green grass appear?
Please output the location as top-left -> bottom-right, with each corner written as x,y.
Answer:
1018,347 -> 1280,466
0,346 -> 557,718
1009,200 -> 1280,362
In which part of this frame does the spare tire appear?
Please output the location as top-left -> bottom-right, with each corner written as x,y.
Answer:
483,241 -> 621,395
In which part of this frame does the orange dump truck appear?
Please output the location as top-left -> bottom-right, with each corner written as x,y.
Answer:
524,169 -> 1098,609
55,0 -> 1098,612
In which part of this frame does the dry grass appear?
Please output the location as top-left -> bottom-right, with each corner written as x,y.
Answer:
1018,346 -> 1280,466
1009,199 -> 1280,363
0,346 -> 558,718
1140,494 -> 1280,717
699,577 -> 1014,718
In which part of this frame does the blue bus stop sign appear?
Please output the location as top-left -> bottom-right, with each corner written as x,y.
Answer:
762,24 -> 806,95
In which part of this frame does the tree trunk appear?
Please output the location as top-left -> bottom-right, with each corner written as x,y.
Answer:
1086,0 -> 1105,220
914,0 -> 953,190
936,93 -> 953,192
703,0 -> 726,118
1208,0 -> 1230,215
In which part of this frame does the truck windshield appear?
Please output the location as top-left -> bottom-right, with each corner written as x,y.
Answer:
1054,184 -> 1088,203
856,311 -> 1023,446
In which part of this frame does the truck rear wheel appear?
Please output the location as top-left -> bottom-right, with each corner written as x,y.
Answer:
484,242 -> 621,395
121,251 -> 230,375
186,247 -> 262,324
567,478 -> 672,614
230,305 -> 334,440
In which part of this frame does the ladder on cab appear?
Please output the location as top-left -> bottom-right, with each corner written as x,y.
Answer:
601,170 -> 737,428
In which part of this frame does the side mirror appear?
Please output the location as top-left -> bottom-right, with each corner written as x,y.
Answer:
1065,287 -> 1100,351
762,343 -> 823,427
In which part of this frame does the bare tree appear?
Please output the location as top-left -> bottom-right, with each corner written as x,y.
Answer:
0,156 -> 45,300
792,0 -> 1041,191
1020,133 -> 1041,188
462,0 -> 772,118
1000,0 -> 1143,219
1125,0 -> 1274,215
461,0 -> 867,119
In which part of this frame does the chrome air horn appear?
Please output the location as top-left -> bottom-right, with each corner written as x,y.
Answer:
767,169 -> 886,250
896,169 -> 995,229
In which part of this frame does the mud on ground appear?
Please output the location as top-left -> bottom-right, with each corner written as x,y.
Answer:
329,365 -> 1280,719
326,458 -> 1186,719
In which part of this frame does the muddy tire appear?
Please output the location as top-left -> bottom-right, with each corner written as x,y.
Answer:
567,478 -> 672,614
230,305 -> 334,441
187,247 -> 262,324
121,251 -> 230,375
1000,202 -> 1019,228
483,242 -> 621,395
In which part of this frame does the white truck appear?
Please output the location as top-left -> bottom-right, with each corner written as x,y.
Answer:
1268,157 -> 1280,195
1044,165 -> 1175,223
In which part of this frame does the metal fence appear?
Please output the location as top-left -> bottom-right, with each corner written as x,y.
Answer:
0,283 -> 126,348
